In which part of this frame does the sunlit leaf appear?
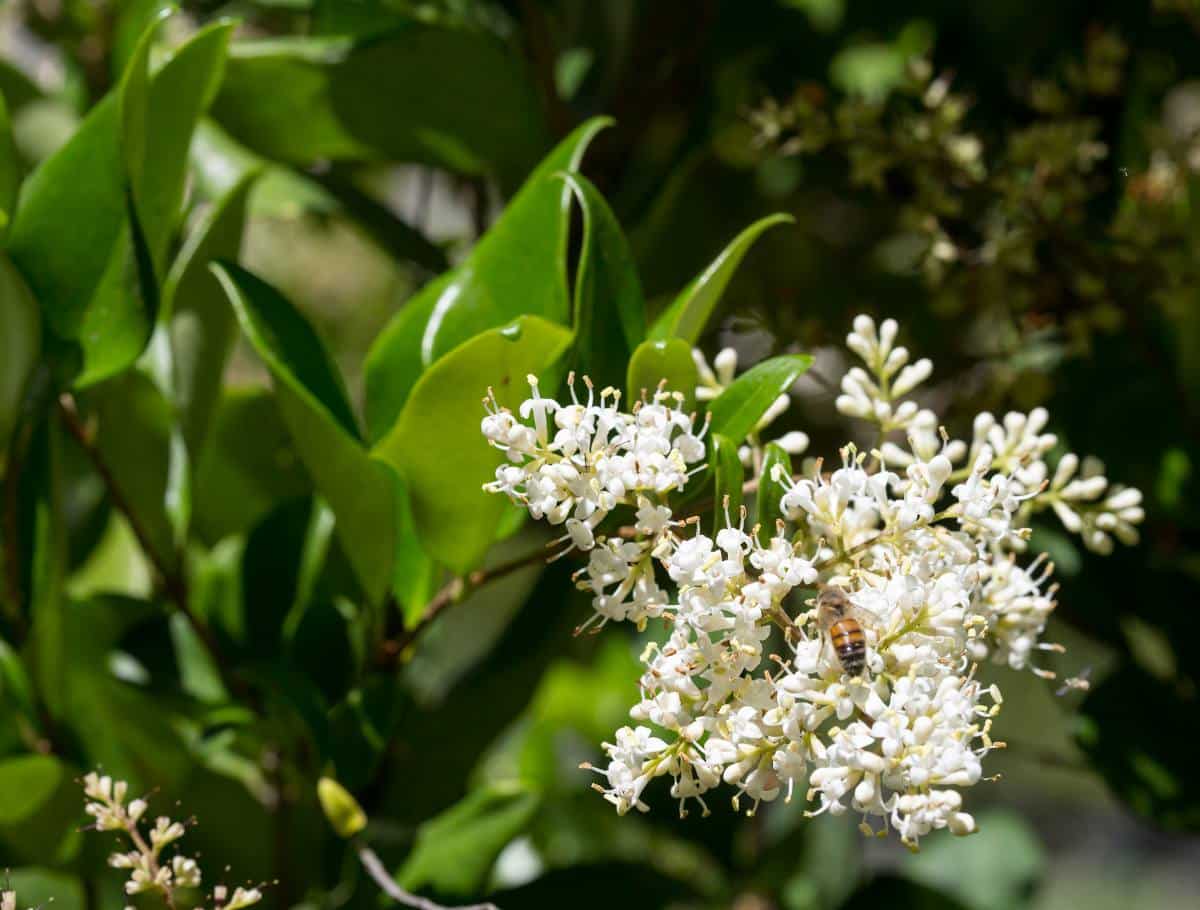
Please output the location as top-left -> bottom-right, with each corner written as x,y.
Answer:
558,172 -> 645,392
396,782 -> 540,898
162,170 -> 258,455
374,315 -> 573,573
363,118 -> 611,442
707,354 -> 813,444
648,213 -> 794,343
756,442 -> 793,544
625,338 -> 698,410
711,434 -> 744,533
212,261 -> 398,604
7,13 -> 231,387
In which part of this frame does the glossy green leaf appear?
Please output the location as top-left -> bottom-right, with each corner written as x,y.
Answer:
7,14 -> 231,387
558,172 -> 645,391
0,755 -> 63,825
711,434 -> 744,533
756,442 -> 793,544
648,213 -> 794,343
213,26 -> 548,191
134,20 -> 235,277
707,354 -> 813,444
212,261 -> 398,604
396,781 -> 540,897
391,471 -> 440,622
191,388 -> 312,543
625,338 -> 698,410
163,170 -> 257,454
363,117 -> 611,442
7,22 -> 157,386
374,316 -> 573,573
0,92 -> 18,240
0,256 -> 40,451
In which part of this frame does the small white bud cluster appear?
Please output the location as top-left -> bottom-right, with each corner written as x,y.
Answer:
83,771 -> 262,910
480,314 -> 1144,848
482,374 -> 707,554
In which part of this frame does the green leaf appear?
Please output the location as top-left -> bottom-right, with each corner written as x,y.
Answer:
191,388 -> 311,543
648,213 -> 794,343
0,755 -> 64,825
0,638 -> 37,726
0,61 -> 40,114
0,256 -> 40,451
7,13 -> 231,387
396,781 -> 540,898
710,434 -> 744,534
0,92 -> 18,241
6,873 -> 84,910
57,596 -> 192,789
363,117 -> 611,442
134,19 -> 235,278
707,354 -> 813,444
26,418 -> 68,719
374,316 -> 573,573
907,809 -> 1045,910
558,172 -> 645,392
163,170 -> 258,454
756,442 -> 793,544
625,338 -> 698,410
213,26 -> 548,191
212,261 -> 398,603
1076,663 -> 1200,831
6,870 -> 84,910
390,472 -> 439,622
79,371 -> 180,573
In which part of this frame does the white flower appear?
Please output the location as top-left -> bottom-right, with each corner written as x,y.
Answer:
481,312 -> 1144,848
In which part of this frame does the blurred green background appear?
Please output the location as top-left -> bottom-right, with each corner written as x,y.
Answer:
0,1 -> 1198,909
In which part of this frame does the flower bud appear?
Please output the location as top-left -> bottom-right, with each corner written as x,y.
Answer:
317,777 -> 367,839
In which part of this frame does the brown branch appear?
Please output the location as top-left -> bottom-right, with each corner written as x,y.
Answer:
56,393 -> 241,697
379,546 -> 551,666
357,844 -> 498,910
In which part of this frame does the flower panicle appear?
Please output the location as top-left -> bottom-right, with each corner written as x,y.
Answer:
479,313 -> 1144,848
81,772 -> 263,910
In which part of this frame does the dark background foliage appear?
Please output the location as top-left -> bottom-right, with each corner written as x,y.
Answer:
0,1 -> 1197,909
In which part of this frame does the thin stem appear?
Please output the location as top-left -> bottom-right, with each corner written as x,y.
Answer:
357,844 -> 498,910
378,546 -> 551,665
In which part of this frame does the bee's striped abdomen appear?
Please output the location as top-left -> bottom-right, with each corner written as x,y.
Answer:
830,619 -> 866,677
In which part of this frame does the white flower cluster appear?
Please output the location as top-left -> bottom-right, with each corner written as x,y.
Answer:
83,772 -> 263,910
482,375 -> 707,553
480,315 -> 1144,848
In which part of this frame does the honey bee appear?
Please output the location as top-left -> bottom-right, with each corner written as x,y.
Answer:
816,586 -> 868,678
